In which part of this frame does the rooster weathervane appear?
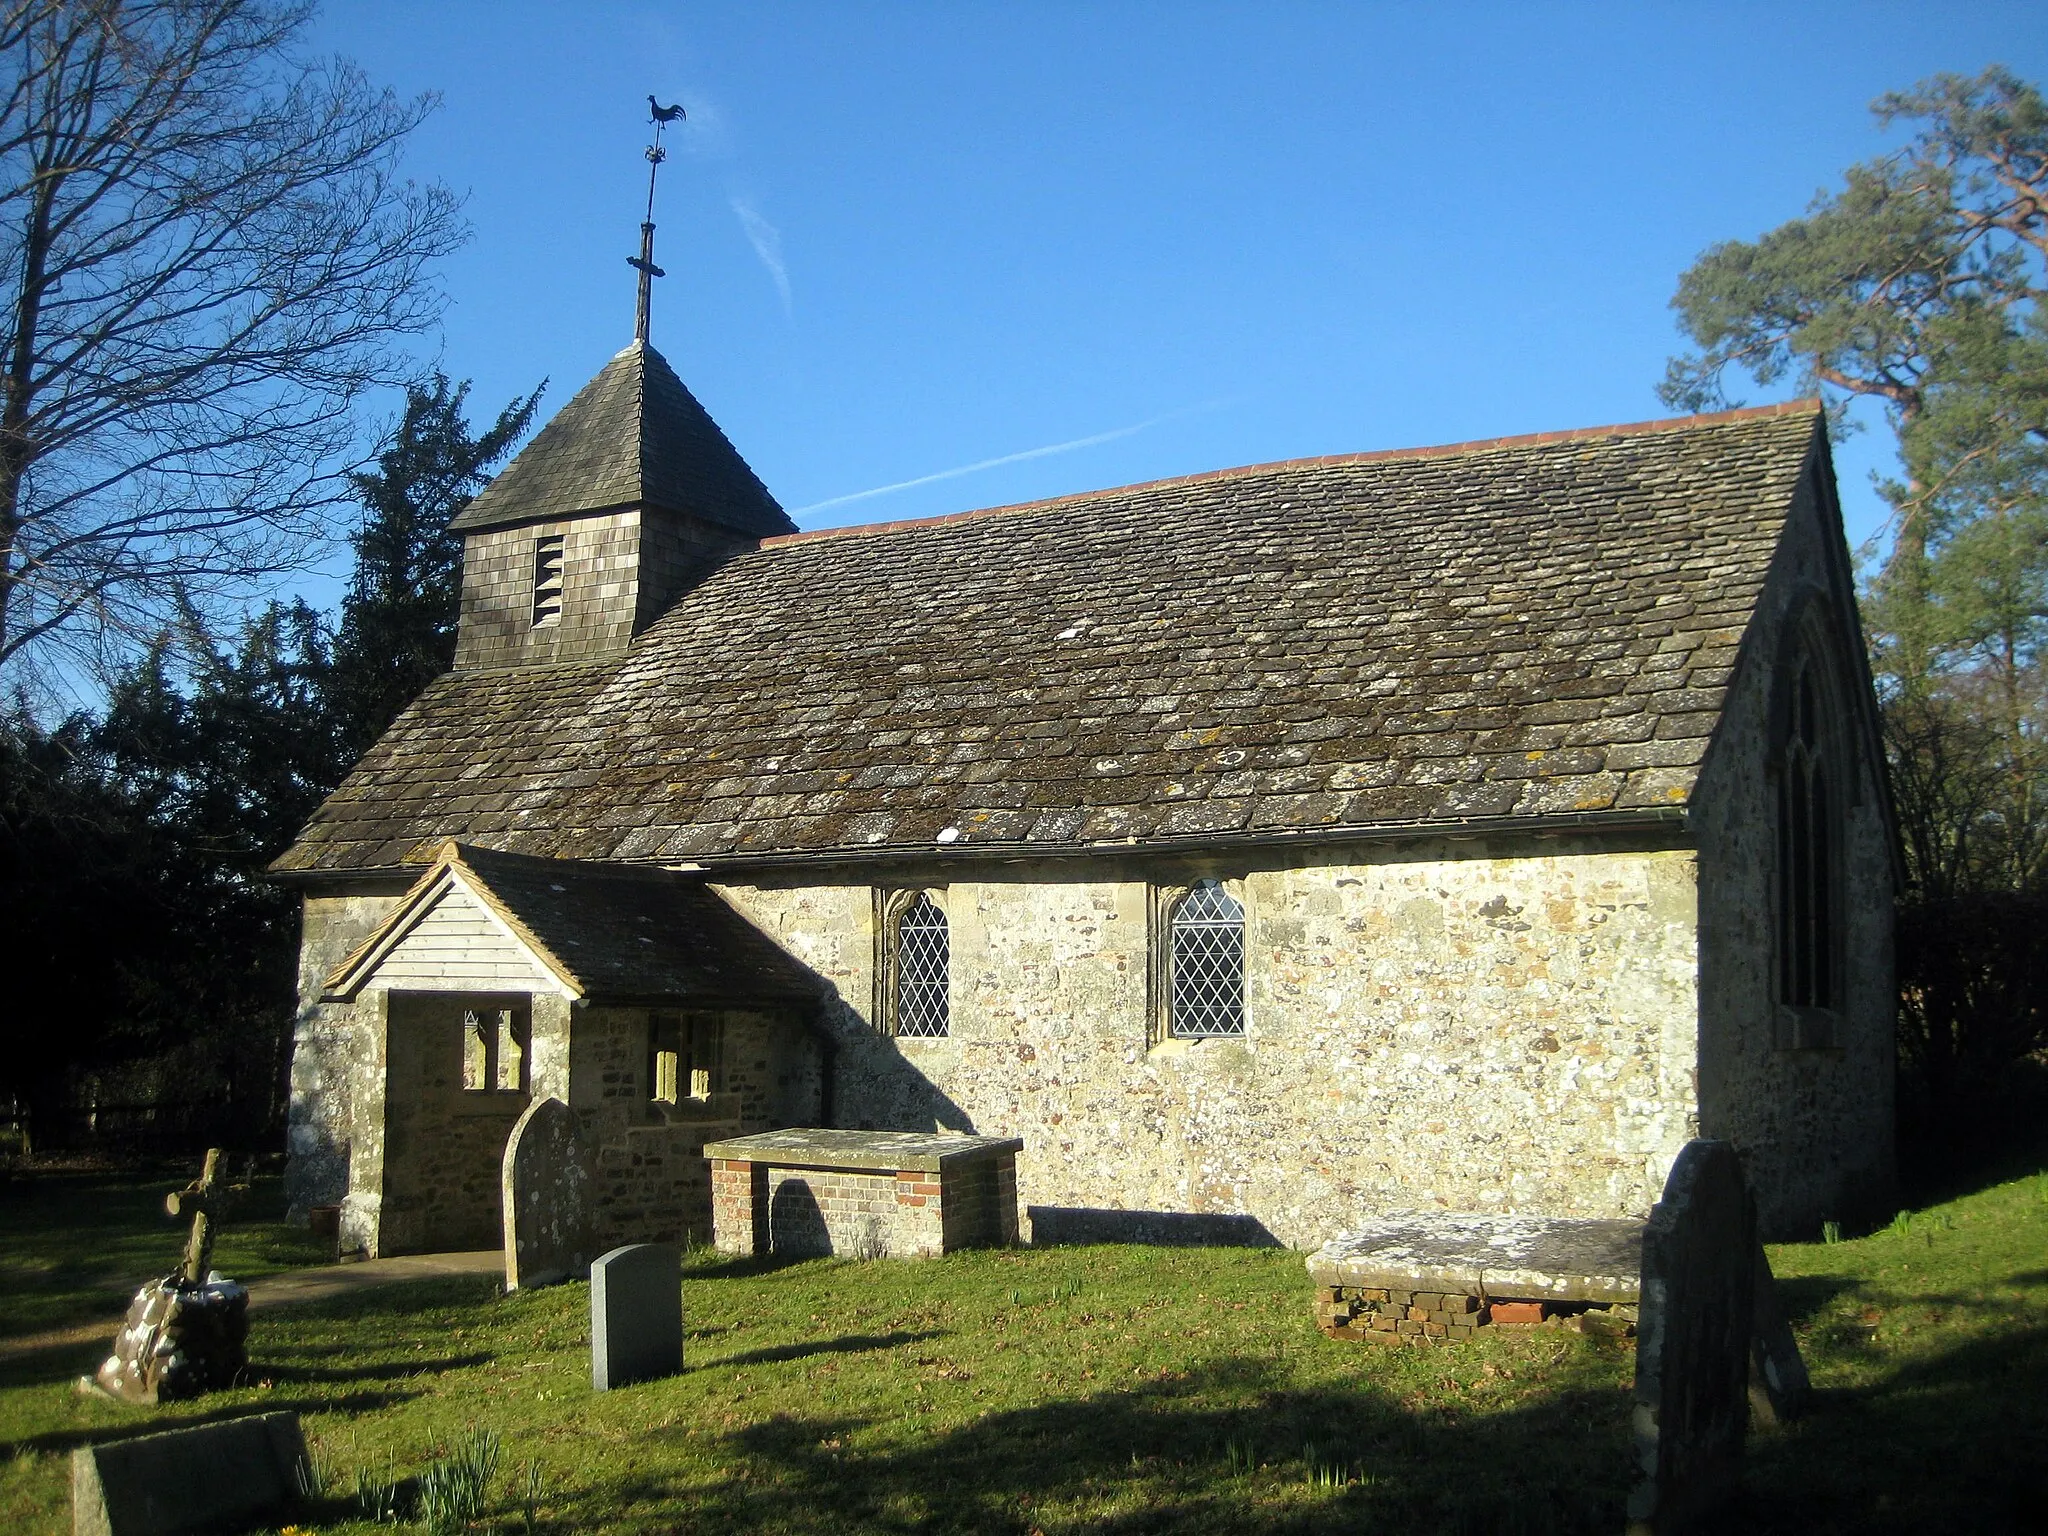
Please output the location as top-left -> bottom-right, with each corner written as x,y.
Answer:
629,97 -> 686,343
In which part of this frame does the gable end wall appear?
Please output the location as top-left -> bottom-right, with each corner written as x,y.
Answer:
1691,461 -> 1897,1237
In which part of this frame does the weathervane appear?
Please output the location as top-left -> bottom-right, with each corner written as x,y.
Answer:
630,96 -> 686,343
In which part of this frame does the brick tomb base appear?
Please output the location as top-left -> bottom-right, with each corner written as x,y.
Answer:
704,1128 -> 1022,1260
1307,1214 -> 1646,1345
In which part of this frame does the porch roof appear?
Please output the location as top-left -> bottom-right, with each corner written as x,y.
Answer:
324,841 -> 821,1005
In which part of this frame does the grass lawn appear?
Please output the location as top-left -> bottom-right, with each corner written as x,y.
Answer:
0,1166 -> 329,1339
0,1164 -> 2043,1535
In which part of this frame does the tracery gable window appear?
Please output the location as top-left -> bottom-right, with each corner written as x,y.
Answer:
1156,878 -> 1246,1041
1776,632 -> 1841,1042
877,890 -> 950,1039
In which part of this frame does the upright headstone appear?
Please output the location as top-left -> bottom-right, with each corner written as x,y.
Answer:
590,1243 -> 683,1391
72,1410 -> 308,1536
1748,1244 -> 1811,1426
502,1096 -> 596,1291
1626,1139 -> 1757,1536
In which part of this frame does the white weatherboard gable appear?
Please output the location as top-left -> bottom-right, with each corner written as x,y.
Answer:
358,869 -> 577,997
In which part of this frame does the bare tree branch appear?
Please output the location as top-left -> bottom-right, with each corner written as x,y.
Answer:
0,0 -> 465,681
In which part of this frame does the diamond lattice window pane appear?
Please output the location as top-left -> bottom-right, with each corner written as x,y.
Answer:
1171,880 -> 1244,1037
895,893 -> 950,1038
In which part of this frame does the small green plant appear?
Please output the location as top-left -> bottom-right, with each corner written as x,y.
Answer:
1889,1209 -> 1914,1238
1821,1219 -> 1843,1245
519,1458 -> 546,1536
1222,1438 -> 1257,1476
1053,1274 -> 1083,1303
292,1444 -> 330,1502
418,1425 -> 501,1534
353,1452 -> 402,1524
1302,1441 -> 1364,1490
1007,1287 -> 1026,1306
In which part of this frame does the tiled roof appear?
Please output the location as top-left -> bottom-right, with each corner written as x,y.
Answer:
326,842 -> 822,1002
278,404 -> 1825,875
449,341 -> 793,537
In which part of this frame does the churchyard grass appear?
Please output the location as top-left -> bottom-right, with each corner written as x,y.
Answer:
0,1167 -> 328,1339
1,1167 -> 2043,1534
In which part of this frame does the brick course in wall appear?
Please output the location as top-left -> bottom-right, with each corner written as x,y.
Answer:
708,1134 -> 1020,1259
1314,1285 -> 1637,1344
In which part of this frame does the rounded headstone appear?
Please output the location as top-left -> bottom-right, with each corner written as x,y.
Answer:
501,1096 -> 596,1290
1627,1139 -> 1757,1534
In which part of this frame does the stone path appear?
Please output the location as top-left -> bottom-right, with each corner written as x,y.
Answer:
0,1250 -> 502,1363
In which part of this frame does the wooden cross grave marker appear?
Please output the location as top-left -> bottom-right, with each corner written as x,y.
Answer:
165,1148 -> 246,1289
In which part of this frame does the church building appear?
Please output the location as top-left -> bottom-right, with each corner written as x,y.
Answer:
275,335 -> 1898,1257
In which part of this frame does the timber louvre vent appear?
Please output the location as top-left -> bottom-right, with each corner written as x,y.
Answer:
532,534 -> 564,627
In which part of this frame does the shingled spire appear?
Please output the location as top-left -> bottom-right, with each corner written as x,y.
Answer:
450,342 -> 790,538
450,342 -> 793,670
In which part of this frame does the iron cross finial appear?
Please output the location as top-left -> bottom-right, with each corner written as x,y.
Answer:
629,96 -> 685,343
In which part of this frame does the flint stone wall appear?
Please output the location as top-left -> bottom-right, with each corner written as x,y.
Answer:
717,838 -> 1704,1250
1689,470 -> 1895,1237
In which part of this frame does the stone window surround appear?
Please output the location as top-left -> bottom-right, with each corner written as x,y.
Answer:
1770,596 -> 1852,1055
455,998 -> 532,1109
1147,874 -> 1251,1049
647,1010 -> 724,1110
873,885 -> 951,1040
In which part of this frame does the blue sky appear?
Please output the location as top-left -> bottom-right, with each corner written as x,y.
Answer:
309,2 -> 2048,569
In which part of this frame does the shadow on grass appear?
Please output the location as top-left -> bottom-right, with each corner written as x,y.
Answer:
258,1352 -> 494,1384
0,1335 -> 108,1389
2,1389 -> 422,1460
558,1355 -> 1635,1536
1741,1319 -> 2048,1535
682,1252 -> 821,1282
713,1332 -> 942,1369
1775,1273 -> 1860,1325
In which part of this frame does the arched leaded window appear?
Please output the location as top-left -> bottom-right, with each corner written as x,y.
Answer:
892,892 -> 951,1038
1170,879 -> 1245,1038
1778,653 -> 1836,1011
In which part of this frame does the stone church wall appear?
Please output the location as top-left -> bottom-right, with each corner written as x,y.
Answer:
717,837 -> 1703,1251
567,1003 -> 826,1249
1691,466 -> 1896,1238
284,883 -> 408,1237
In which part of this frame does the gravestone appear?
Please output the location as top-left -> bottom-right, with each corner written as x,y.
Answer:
86,1150 -> 251,1404
72,1410 -> 308,1536
1748,1244 -> 1811,1426
1626,1139 -> 1757,1535
590,1242 -> 683,1391
502,1096 -> 596,1290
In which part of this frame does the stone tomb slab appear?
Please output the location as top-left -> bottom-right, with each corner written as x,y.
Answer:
1307,1213 -> 1645,1339
591,1243 -> 683,1391
705,1128 -> 1022,1259
1308,1214 -> 1645,1302
502,1096 -> 597,1291
72,1410 -> 309,1536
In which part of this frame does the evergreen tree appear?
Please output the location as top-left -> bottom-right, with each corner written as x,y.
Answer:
1662,65 -> 2048,1110
328,377 -> 542,759
0,376 -> 538,1149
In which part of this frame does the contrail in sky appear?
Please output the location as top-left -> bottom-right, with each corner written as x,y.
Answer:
791,403 -> 1222,518
730,197 -> 792,316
